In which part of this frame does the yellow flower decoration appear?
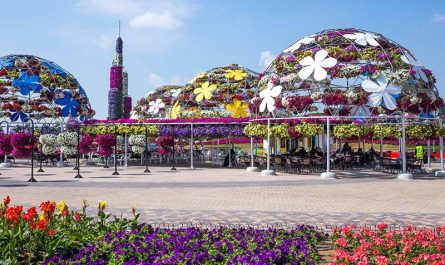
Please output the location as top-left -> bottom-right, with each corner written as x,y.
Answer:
170,100 -> 181,119
193,81 -> 216,102
225,98 -> 249,118
98,200 -> 107,211
225,69 -> 247,81
57,200 -> 67,214
188,72 -> 207,84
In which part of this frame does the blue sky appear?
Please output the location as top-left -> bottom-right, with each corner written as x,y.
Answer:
1,0 -> 444,118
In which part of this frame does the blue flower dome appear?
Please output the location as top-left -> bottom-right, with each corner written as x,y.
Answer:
0,54 -> 95,122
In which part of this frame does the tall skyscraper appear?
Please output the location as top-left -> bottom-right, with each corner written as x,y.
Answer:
108,22 -> 132,120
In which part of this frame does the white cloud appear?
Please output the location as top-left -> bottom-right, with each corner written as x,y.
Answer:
148,72 -> 188,88
259,51 -> 275,69
96,35 -> 113,49
130,11 -> 183,30
432,13 -> 445,22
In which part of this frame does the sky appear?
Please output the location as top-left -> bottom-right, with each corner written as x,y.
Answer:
1,0 -> 444,118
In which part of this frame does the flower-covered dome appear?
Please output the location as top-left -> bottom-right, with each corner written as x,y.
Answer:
0,54 -> 95,122
174,64 -> 259,119
256,28 -> 443,117
130,85 -> 181,119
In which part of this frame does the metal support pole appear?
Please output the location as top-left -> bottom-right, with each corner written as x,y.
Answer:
440,137 -> 444,172
427,139 -> 431,168
401,115 -> 407,173
27,119 -> 37,182
190,124 -> 194,169
171,139 -> 176,170
112,125 -> 119,175
37,148 -> 44,172
326,117 -> 331,173
250,137 -> 254,167
379,137 -> 383,159
228,136 -> 232,168
266,119 -> 271,171
144,126 -> 150,173
124,133 -> 128,167
75,123 -> 82,178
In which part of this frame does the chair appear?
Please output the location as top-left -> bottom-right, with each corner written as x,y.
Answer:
300,158 -> 312,174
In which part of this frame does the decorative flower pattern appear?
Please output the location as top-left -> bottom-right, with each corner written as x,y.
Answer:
10,111 -> 29,122
148,98 -> 165,114
259,82 -> 282,112
400,52 -> 428,82
298,49 -> 337,81
170,100 -> 181,119
170,88 -> 182,98
343,32 -> 379,47
362,74 -> 401,110
283,36 -> 315,53
12,72 -> 43,95
188,72 -> 207,84
225,98 -> 249,118
224,69 -> 247,81
55,91 -> 80,117
193,81 -> 216,102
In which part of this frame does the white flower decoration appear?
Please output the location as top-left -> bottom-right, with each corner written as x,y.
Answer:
259,82 -> 282,112
298,49 -> 337,81
283,36 -> 315,53
148,98 -> 165,114
170,88 -> 182,98
343,32 -> 379,47
361,74 -> 401,110
400,53 -> 428,82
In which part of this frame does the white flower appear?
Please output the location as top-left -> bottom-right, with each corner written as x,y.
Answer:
400,52 -> 428,82
148,99 -> 165,114
410,96 -> 419,104
281,97 -> 289,107
343,32 -> 380,47
283,36 -> 315,53
346,90 -> 358,101
130,110 -> 142,120
298,49 -> 337,81
279,73 -> 298,83
310,92 -> 322,101
170,88 -> 182,98
259,82 -> 282,112
258,74 -> 270,88
361,74 -> 401,110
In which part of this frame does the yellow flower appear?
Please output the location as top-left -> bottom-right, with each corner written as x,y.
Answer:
57,200 -> 67,214
225,98 -> 249,118
188,72 -> 207,84
225,69 -> 247,81
193,81 -> 216,102
131,205 -> 136,215
39,213 -> 46,221
98,200 -> 107,211
170,100 -> 181,119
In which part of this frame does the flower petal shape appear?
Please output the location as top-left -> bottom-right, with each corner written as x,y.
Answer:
298,65 -> 315,80
283,36 -> 315,53
382,93 -> 398,110
313,67 -> 328,81
319,57 -> 337,68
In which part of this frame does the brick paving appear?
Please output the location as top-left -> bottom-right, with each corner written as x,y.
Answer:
1,162 -> 445,226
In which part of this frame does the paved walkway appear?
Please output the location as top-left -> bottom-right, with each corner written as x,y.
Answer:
1,162 -> 445,226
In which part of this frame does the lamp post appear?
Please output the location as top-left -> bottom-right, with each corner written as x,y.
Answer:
246,136 -> 259,172
190,124 -> 194,169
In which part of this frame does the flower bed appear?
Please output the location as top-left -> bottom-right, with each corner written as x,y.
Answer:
331,224 -> 445,264
46,225 -> 325,264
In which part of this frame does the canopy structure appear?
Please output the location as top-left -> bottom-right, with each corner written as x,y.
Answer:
254,28 -> 443,118
0,54 -> 95,123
